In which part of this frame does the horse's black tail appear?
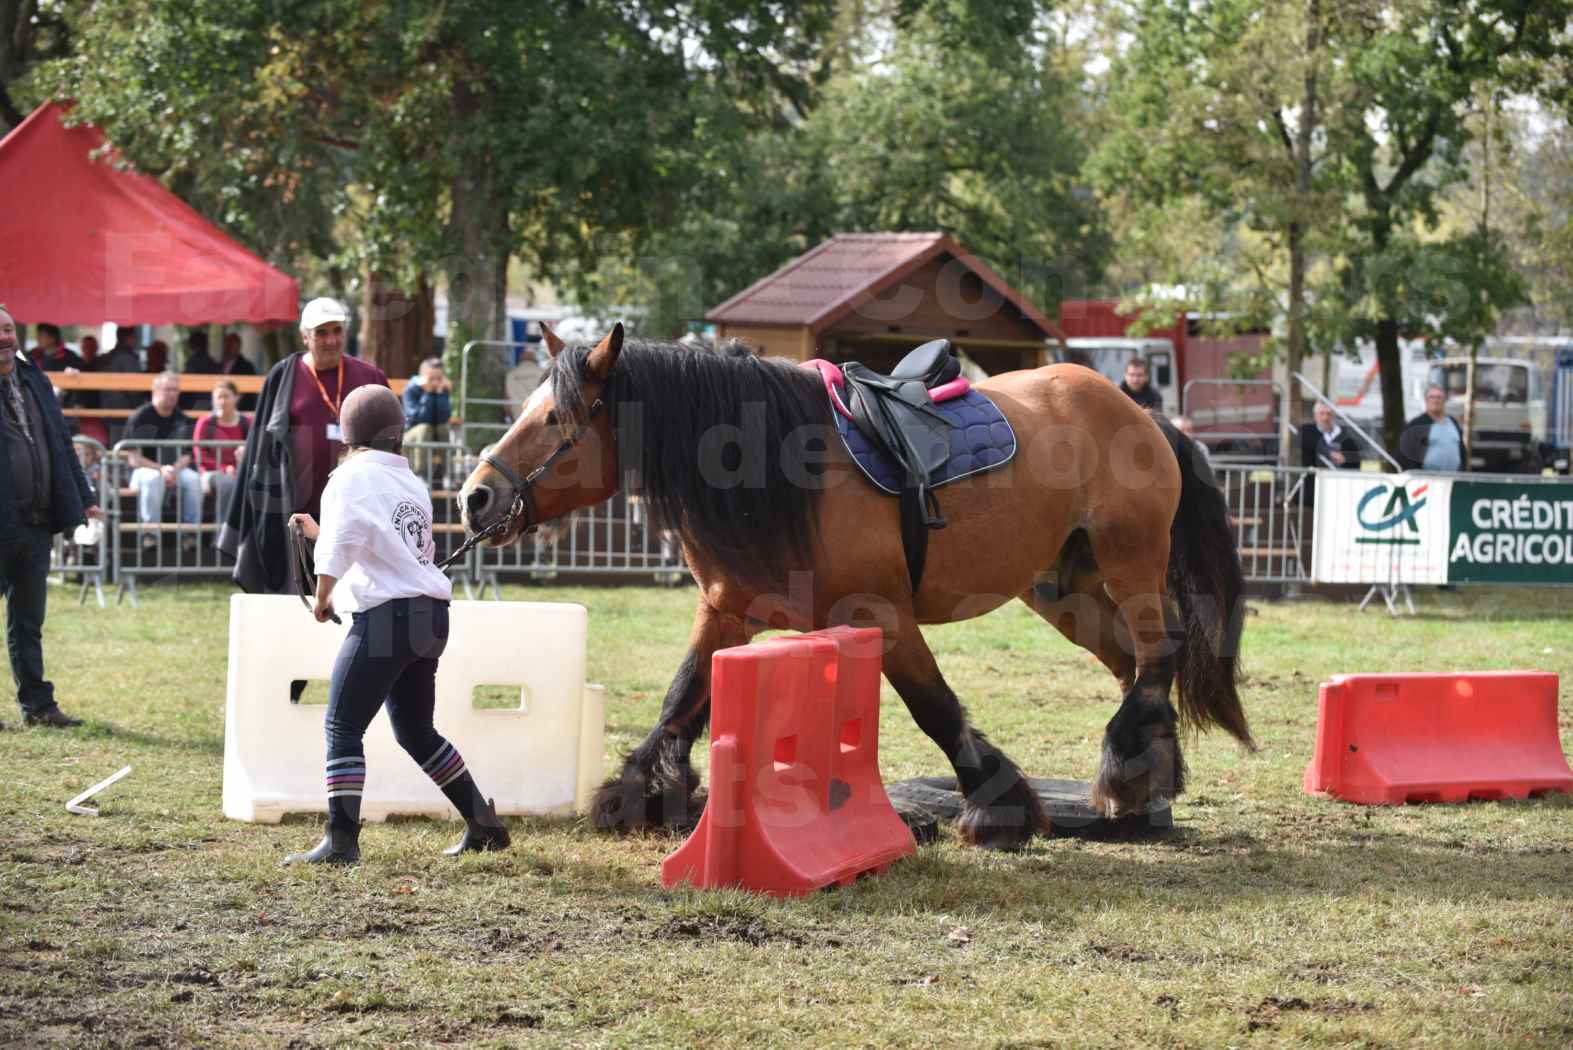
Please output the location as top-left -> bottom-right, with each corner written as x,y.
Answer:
1155,419 -> 1256,749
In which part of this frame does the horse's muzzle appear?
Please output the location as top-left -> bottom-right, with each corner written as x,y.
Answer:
464,484 -> 496,525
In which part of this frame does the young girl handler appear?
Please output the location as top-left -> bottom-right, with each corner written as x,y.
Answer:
285,384 -> 509,865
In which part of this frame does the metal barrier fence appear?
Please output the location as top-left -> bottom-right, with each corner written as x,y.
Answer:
1212,463 -> 1312,584
49,436 -> 112,607
1182,379 -> 1282,464
84,435 -> 1514,597
64,436 -> 688,603
471,491 -> 688,597
105,436 -> 250,604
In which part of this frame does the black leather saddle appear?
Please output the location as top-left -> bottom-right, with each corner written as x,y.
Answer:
838,339 -> 963,591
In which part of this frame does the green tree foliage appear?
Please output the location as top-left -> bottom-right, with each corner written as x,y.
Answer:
1093,0 -> 1569,450
588,0 -> 1111,338
0,0 -> 78,130
35,0 -> 837,352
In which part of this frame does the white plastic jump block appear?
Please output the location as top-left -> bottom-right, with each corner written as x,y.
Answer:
222,595 -> 604,823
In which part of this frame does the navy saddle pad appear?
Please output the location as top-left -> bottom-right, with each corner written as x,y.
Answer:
830,387 -> 1017,495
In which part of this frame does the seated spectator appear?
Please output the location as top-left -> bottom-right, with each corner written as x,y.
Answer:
94,326 -> 144,413
219,332 -> 258,411
181,331 -> 220,411
1119,357 -> 1163,412
402,356 -> 452,477
218,332 -> 256,376
29,324 -> 85,426
1398,385 -> 1465,473
184,331 -> 219,375
125,371 -> 201,550
74,437 -> 103,493
145,340 -> 169,374
192,379 -> 249,522
29,324 -> 83,372
66,334 -> 110,446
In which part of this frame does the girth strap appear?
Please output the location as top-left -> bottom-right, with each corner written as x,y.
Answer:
838,361 -> 956,592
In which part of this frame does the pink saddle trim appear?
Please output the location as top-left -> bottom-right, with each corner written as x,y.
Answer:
803,359 -> 854,419
803,358 -> 971,416
928,375 -> 971,402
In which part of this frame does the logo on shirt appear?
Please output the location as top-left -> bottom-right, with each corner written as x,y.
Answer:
392,500 -> 433,565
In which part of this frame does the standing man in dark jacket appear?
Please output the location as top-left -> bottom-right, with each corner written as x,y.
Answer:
0,307 -> 101,728
1297,400 -> 1363,502
219,297 -> 388,596
1119,358 -> 1164,412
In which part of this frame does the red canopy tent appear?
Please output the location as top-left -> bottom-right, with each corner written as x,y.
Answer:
0,101 -> 299,326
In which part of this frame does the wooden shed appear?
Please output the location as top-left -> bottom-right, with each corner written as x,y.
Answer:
704,232 -> 1061,376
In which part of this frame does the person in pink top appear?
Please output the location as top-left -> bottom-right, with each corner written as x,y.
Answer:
192,379 -> 249,522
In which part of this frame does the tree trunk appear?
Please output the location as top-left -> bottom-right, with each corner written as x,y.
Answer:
1375,317 -> 1406,463
1284,0 -> 1320,432
441,78 -> 512,448
0,0 -> 41,130
1463,345 -> 1478,469
359,270 -> 434,381
1286,219 -> 1308,429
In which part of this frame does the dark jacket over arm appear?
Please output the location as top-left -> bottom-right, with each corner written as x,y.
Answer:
1299,424 -> 1362,471
218,355 -> 299,594
0,360 -> 96,536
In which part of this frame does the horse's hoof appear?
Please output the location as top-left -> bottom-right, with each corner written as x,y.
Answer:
956,781 -> 1047,851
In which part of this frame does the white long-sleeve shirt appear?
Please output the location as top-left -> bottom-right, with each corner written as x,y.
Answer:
313,450 -> 453,613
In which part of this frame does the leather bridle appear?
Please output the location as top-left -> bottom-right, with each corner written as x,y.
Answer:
439,397 -> 606,570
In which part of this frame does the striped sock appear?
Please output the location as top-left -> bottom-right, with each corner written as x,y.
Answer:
325,754 -> 366,828
421,740 -> 479,821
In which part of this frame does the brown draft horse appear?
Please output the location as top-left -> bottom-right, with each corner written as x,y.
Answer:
459,324 -> 1254,850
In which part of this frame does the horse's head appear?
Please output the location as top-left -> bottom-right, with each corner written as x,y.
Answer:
459,323 -> 624,547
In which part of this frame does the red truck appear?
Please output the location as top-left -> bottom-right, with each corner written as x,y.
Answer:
1055,299 -> 1277,462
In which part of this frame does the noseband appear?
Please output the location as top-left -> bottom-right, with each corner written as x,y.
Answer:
439,397 -> 606,570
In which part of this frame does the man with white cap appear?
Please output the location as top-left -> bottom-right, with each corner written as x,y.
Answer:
219,296 -> 389,597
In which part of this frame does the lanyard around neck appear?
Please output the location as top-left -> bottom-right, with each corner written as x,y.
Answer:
306,356 -> 344,419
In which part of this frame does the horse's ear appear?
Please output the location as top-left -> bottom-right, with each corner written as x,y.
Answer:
542,323 -> 566,359
586,322 -> 623,381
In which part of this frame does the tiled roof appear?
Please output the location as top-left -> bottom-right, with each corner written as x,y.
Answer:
705,232 -> 1053,336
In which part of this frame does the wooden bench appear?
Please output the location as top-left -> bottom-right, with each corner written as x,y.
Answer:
119,522 -> 221,533
50,371 -> 417,421
1237,547 -> 1300,559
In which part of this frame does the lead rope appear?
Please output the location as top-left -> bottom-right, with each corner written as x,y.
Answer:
288,519 -> 342,624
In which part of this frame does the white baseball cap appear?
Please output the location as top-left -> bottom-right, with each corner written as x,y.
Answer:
300,297 -> 350,331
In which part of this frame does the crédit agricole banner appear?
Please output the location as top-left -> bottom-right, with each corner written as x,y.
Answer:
1312,474 -> 1573,585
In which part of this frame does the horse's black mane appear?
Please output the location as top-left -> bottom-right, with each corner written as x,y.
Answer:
550,339 -> 833,590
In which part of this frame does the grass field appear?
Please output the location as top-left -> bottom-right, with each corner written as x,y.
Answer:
3,580 -> 1571,1048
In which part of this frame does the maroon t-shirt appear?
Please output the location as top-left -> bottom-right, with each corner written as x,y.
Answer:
289,354 -> 389,517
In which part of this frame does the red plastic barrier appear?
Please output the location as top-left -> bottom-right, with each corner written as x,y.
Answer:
1304,672 -> 1573,805
661,626 -> 916,897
